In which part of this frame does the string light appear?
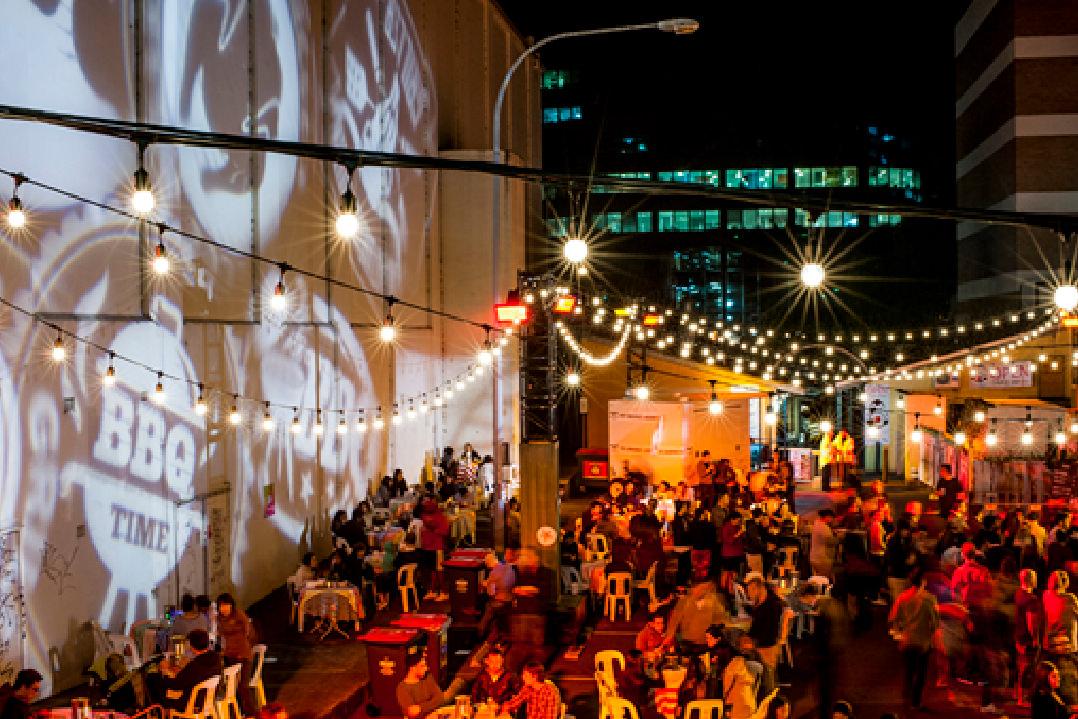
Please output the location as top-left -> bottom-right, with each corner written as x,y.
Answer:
563,237 -> 588,264
391,403 -> 402,426
152,224 -> 169,275
194,384 -> 208,416
478,340 -> 493,366
313,409 -> 324,436
634,384 -> 650,401
291,409 -> 302,434
954,430 -> 966,445
557,324 -> 632,367
986,419 -> 999,447
973,410 -> 986,423
262,402 -> 275,431
152,372 -> 167,405
1056,423 -> 1067,445
51,333 -> 66,362
228,396 -> 242,425
800,262 -> 825,289
337,412 -> 349,435
566,370 -> 581,387
911,413 -> 923,443
102,353 -> 117,387
933,396 -> 943,416
131,144 -> 154,215
1055,283 -> 1078,312
379,299 -> 397,343
820,419 -> 833,433
7,176 -> 25,229
270,264 -> 288,311
335,165 -> 360,238
373,407 -> 385,431
419,395 -> 429,414
406,400 -> 417,421
1021,408 -> 1034,446
895,394 -> 906,410
355,410 -> 367,433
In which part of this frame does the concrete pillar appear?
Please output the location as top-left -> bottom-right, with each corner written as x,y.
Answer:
518,440 -> 560,600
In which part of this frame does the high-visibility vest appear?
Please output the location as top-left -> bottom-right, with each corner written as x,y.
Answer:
833,432 -> 855,464
819,432 -> 835,466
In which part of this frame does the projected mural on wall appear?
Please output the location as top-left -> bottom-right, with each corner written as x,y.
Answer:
0,0 -> 438,691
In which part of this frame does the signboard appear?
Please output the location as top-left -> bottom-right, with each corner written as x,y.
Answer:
863,383 -> 892,444
933,374 -> 960,389
969,361 -> 1034,389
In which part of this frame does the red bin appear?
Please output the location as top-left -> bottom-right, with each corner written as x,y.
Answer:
357,628 -> 425,717
443,557 -> 486,620
392,613 -> 452,685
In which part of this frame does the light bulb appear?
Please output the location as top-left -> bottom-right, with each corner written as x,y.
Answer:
270,280 -> 287,311
800,262 -> 825,289
911,427 -> 923,443
291,413 -> 302,434
820,420 -> 833,434
858,392 -> 867,403
764,411 -> 777,426
1055,284 -> 1078,312
131,169 -> 155,215
467,371 -> 476,383
379,315 -> 397,342
336,188 -> 360,238
391,406 -> 402,425
445,385 -> 455,400
1056,430 -> 1067,445
337,417 -> 349,435
478,345 -> 493,366
566,371 -> 581,387
313,412 -> 324,436
152,373 -> 166,405
7,196 -> 26,229
102,355 -> 117,387
1021,430 -> 1033,446
419,397 -> 429,414
634,385 -> 650,401
709,399 -> 723,416
973,410 -> 986,423
195,386 -> 208,416
355,413 -> 368,433
152,242 -> 169,275
433,393 -> 443,408
954,430 -> 966,445
933,403 -> 942,416
228,403 -> 242,425
406,402 -> 417,421
986,430 -> 998,447
373,410 -> 385,431
263,407 -> 275,432
51,335 -> 66,362
563,237 -> 588,264
1071,420 -> 1078,435
455,379 -> 465,391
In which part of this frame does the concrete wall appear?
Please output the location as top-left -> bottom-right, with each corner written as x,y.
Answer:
0,0 -> 538,693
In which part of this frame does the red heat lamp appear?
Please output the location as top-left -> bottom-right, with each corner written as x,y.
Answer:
553,295 -> 577,314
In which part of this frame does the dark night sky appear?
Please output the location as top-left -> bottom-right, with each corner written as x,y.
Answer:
500,1 -> 957,196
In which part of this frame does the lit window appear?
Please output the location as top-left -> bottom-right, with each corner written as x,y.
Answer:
657,171 -> 674,182
558,107 -> 571,122
705,210 -> 720,229
571,106 -> 582,120
638,211 -> 654,232
673,210 -> 690,231
606,212 -> 622,232
542,107 -> 558,124
658,211 -> 675,232
689,210 -> 705,231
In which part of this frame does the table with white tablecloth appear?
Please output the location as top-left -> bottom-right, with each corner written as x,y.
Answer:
297,585 -> 363,631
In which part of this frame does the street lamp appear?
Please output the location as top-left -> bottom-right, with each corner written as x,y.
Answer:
489,17 -> 699,546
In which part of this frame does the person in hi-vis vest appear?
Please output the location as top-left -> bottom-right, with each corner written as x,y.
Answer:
819,429 -> 835,491
831,430 -> 855,489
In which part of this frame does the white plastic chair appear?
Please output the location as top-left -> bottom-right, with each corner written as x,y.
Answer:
796,576 -> 832,638
604,572 -> 633,622
604,697 -> 640,719
169,675 -> 220,719
632,562 -> 659,611
732,582 -> 751,619
594,649 -> 625,687
249,644 -> 267,710
562,566 -> 588,595
216,664 -> 241,719
684,700 -> 724,719
398,563 -> 419,612
776,546 -> 799,579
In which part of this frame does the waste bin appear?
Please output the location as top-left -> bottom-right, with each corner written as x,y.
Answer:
357,627 -> 425,717
451,548 -> 491,560
392,613 -> 452,685
443,556 -> 485,620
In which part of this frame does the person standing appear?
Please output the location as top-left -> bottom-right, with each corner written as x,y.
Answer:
216,593 -> 256,716
819,428 -> 835,492
888,567 -> 940,712
1041,570 -> 1078,707
935,464 -> 963,521
810,510 -> 841,580
1015,569 -> 1043,707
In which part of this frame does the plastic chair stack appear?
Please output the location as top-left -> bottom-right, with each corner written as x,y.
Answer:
398,563 -> 419,613
215,664 -> 241,719
249,644 -> 267,710
604,573 -> 633,622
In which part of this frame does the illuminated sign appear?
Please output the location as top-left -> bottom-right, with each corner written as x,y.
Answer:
553,296 -> 578,314
642,314 -> 662,326
495,303 -> 528,324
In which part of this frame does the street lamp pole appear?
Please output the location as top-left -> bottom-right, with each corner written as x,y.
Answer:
489,17 -> 698,549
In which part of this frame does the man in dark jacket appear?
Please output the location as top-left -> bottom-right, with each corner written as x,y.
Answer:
746,575 -> 786,693
159,630 -> 224,710
0,669 -> 42,719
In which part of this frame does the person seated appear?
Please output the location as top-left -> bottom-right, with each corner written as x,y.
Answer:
512,549 -> 553,612
158,630 -> 223,710
292,553 -> 318,589
666,579 -> 728,651
0,669 -> 42,719
722,636 -> 777,719
171,593 -> 211,638
500,662 -> 561,719
636,612 -> 670,665
470,648 -> 522,706
395,654 -> 450,719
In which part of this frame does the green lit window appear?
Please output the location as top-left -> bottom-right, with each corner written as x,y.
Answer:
705,210 -> 720,229
867,167 -> 920,190
688,210 -> 704,230
869,213 -> 902,226
658,211 -> 675,232
657,171 -> 674,182
724,168 -> 787,190
638,211 -> 653,232
541,70 -> 573,89
798,166 -> 859,188
794,168 -> 810,188
673,210 -> 690,231
542,108 -> 558,124
546,218 -> 569,237
606,212 -> 622,232
571,106 -> 582,120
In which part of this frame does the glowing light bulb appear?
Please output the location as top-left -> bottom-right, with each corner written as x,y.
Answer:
131,169 -> 155,215
455,379 -> 465,391
566,371 -> 581,387
986,430 -> 998,447
270,279 -> 287,311
7,196 -> 25,229
51,335 -> 66,362
373,411 -> 385,431
291,413 -> 302,434
820,419 -> 833,433
379,315 -> 397,342
1056,430 -> 1067,445
563,237 -> 588,264
406,402 -> 417,421
911,427 -> 923,443
102,355 -> 117,387
973,410 -> 986,423
355,413 -> 367,433
933,401 -> 943,416
1021,429 -> 1033,446
228,402 -> 242,425
313,411 -> 324,436
478,345 -> 493,366
419,397 -> 429,414
152,373 -> 166,405
634,385 -> 650,401
391,405 -> 402,425
262,406 -> 275,431
152,242 -> 169,275
194,387 -> 208,416
474,364 -> 485,377
708,398 -> 724,416
337,417 -> 349,435
336,188 -> 360,238
764,410 -> 778,426
800,262 -> 825,289
954,430 -> 966,445
1055,284 -> 1078,312
1071,420 -> 1078,435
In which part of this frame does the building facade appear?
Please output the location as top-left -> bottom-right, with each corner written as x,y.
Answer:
0,0 -> 539,691
955,0 -> 1078,314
